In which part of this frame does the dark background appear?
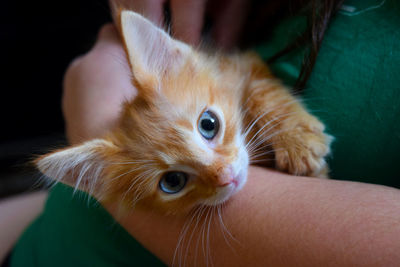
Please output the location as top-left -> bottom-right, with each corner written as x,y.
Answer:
0,0 -> 111,198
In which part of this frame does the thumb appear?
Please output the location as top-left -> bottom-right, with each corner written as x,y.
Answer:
68,24 -> 121,69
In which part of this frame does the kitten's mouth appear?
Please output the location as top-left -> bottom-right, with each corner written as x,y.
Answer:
203,170 -> 247,206
232,179 -> 239,187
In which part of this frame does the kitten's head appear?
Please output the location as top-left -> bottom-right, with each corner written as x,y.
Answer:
37,11 -> 249,214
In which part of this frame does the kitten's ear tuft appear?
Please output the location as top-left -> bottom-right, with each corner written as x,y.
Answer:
120,10 -> 191,85
35,139 -> 118,195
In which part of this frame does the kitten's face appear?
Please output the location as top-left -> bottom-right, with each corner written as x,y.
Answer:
36,11 -> 249,214
106,56 -> 249,213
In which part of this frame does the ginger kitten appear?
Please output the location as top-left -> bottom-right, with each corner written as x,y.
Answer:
36,11 -> 331,215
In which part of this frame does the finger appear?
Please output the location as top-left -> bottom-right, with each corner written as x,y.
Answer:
170,0 -> 207,45
210,0 -> 250,49
110,0 -> 166,26
67,24 -> 120,74
136,0 -> 165,26
95,23 -> 120,46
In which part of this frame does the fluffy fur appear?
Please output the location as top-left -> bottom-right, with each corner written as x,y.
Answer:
36,11 -> 331,215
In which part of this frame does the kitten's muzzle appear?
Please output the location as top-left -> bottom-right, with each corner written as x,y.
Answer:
214,165 -> 235,187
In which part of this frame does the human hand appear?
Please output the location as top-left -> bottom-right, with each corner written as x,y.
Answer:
63,24 -> 136,144
109,0 -> 250,49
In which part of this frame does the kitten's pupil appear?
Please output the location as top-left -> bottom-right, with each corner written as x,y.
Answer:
201,118 -> 215,131
159,171 -> 188,194
198,110 -> 219,140
165,173 -> 181,187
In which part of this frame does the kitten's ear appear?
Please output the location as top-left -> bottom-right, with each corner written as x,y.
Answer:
35,139 -> 118,195
120,10 -> 191,85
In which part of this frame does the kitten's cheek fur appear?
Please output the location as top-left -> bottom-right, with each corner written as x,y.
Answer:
231,145 -> 249,194
233,166 -> 248,193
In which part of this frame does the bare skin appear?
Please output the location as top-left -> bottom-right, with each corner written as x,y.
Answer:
0,191 -> 47,262
107,167 -> 400,266
63,25 -> 400,266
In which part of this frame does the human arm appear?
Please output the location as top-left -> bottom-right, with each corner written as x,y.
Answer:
107,166 -> 400,266
0,192 -> 47,262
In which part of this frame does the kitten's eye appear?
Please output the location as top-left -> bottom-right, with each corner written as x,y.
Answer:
159,171 -> 188,194
198,110 -> 220,140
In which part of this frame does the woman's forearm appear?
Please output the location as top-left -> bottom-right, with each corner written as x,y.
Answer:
106,166 -> 400,266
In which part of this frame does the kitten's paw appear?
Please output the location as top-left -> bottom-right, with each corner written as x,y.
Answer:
273,117 -> 333,177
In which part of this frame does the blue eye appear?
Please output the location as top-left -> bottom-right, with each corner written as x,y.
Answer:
159,172 -> 188,194
198,110 -> 220,140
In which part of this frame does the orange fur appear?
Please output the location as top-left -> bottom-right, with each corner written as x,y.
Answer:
36,11 -> 332,215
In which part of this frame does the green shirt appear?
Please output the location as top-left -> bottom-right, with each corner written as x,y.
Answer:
12,185 -> 164,266
11,0 -> 400,266
256,0 -> 400,187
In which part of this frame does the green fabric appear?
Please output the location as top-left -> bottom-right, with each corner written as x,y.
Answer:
11,184 -> 165,267
256,0 -> 400,187
11,0 -> 400,266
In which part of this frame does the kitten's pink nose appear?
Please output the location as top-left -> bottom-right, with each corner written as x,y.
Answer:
216,166 -> 234,187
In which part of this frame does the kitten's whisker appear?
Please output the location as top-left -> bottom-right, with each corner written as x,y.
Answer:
183,205 -> 209,267
247,125 -> 297,159
108,166 -> 145,182
246,111 -> 300,153
243,105 -> 281,136
243,98 -> 300,139
200,207 -> 212,267
243,108 -> 275,139
206,206 -> 215,267
242,86 -> 263,107
243,84 -> 293,107
200,208 -> 208,266
110,159 -> 155,163
249,159 -> 275,164
249,142 -> 276,156
73,163 -> 95,193
87,166 -> 103,196
125,169 -> 152,195
205,205 -> 216,267
194,206 -> 208,267
120,169 -> 154,206
241,106 -> 251,117
258,127 -> 296,145
216,205 -> 233,251
251,115 -> 296,146
250,149 -> 280,161
245,111 -> 296,151
246,139 -> 274,156
174,207 -> 196,267
129,171 -> 156,204
218,203 -> 241,248
109,161 -> 156,165
244,96 -> 301,131
174,206 -> 204,267
182,206 -> 205,267
248,129 -> 280,152
131,181 -> 155,207
245,113 -> 283,150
